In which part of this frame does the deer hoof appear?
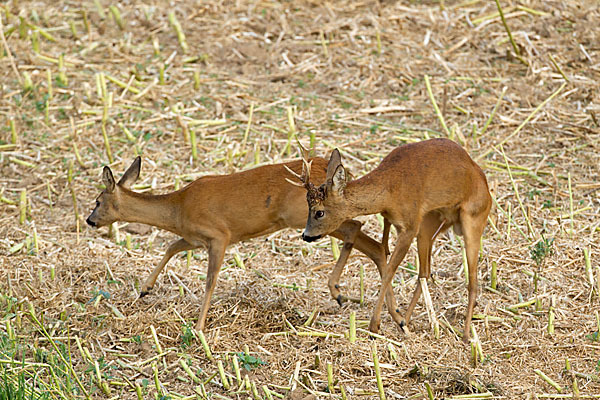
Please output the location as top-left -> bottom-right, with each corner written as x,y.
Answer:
336,294 -> 344,306
397,319 -> 411,335
139,288 -> 152,298
368,320 -> 380,334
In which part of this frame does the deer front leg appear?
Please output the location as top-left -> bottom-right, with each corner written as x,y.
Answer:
328,220 -> 362,305
368,230 -> 414,334
459,211 -> 487,343
140,238 -> 196,297
195,237 -> 228,332
333,223 -> 403,328
329,219 -> 394,306
382,217 -> 391,256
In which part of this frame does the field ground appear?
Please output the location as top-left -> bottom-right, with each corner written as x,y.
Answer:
1,0 -> 600,398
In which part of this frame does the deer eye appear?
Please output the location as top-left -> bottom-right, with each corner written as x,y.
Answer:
315,210 -> 325,219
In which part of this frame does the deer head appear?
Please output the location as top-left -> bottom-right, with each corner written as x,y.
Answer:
86,157 -> 141,228
286,148 -> 352,242
302,149 -> 354,241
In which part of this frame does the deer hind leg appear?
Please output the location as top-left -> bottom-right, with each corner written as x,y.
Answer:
369,228 -> 415,334
195,237 -> 228,332
404,213 -> 450,326
459,209 -> 488,342
328,220 -> 363,305
140,238 -> 196,297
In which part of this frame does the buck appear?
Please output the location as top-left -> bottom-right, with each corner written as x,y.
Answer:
86,156 -> 393,331
291,138 -> 491,341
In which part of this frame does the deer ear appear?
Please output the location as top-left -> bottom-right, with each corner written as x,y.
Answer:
326,149 -> 346,194
102,166 -> 116,193
118,156 -> 141,188
325,149 -> 342,182
330,164 -> 347,194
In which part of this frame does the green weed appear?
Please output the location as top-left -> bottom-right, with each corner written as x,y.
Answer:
180,323 -> 196,349
530,236 -> 554,266
236,352 -> 266,371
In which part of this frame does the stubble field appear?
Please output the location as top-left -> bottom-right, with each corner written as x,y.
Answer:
1,0 -> 599,399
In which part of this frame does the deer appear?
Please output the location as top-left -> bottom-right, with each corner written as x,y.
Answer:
86,155 -> 394,332
290,138 -> 492,342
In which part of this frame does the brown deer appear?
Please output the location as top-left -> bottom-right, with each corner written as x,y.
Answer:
86,156 -> 393,331
292,138 -> 491,341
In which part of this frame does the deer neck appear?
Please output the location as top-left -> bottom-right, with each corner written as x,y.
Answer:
117,189 -> 181,233
342,173 -> 387,217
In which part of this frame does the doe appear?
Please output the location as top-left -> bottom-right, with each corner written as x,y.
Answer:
294,138 -> 492,341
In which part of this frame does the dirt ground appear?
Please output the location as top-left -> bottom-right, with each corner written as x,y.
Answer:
1,0 -> 599,398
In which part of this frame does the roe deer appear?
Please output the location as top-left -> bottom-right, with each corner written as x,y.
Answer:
293,138 -> 492,342
86,156 -> 392,331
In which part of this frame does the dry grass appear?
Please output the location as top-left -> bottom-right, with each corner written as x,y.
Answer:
1,0 -> 599,398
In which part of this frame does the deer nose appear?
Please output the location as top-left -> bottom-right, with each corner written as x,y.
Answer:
302,232 -> 321,242
86,217 -> 96,227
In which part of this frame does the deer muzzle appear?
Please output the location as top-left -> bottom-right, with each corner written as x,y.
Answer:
302,232 -> 322,242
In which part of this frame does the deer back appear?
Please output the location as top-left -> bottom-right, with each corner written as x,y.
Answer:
178,158 -> 329,243
350,138 -> 490,220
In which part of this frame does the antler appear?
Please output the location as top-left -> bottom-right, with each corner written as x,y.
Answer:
284,137 -> 314,189
296,136 -> 310,161
284,159 -> 312,188
285,138 -> 327,209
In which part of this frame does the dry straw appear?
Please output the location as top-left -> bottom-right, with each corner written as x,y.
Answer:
0,1 -> 598,399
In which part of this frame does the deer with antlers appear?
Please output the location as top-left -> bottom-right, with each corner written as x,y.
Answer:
290,138 -> 491,341
86,155 -> 392,331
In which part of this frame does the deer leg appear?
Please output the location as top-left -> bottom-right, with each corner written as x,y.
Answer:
357,216 -> 404,327
459,212 -> 487,342
140,238 -> 196,297
328,220 -> 362,305
403,236 -> 429,326
382,217 -> 391,256
404,214 -> 449,325
195,237 -> 228,332
352,231 -> 404,326
331,222 -> 403,325
368,229 -> 415,334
